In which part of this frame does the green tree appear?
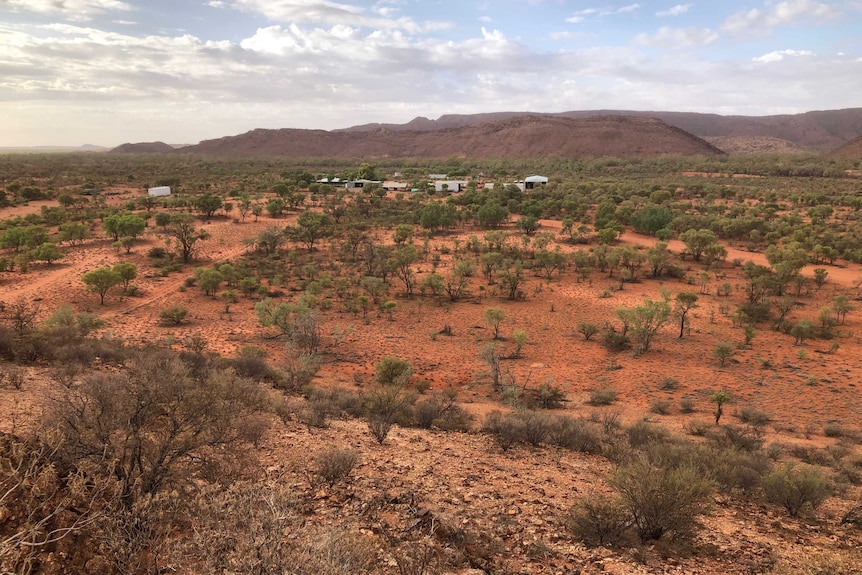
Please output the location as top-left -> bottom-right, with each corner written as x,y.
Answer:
388,244 -> 418,297
166,214 -> 210,263
195,267 -> 224,296
103,213 -> 145,241
392,223 -> 414,245
674,292 -> 699,338
476,202 -> 508,229
484,307 -> 506,340
30,242 -> 63,264
710,391 -> 730,425
112,262 -> 137,290
631,204 -> 672,235
833,294 -> 854,325
713,342 -> 734,367
615,298 -> 671,355
195,193 -> 223,219
58,222 -> 90,245
791,318 -> 814,345
82,267 -> 122,304
679,228 -> 718,262
287,210 -> 333,250
1,225 -> 48,252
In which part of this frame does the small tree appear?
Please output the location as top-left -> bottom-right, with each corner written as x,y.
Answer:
713,342 -> 734,367
484,307 -> 506,340
674,292 -> 699,339
112,262 -> 138,291
165,214 -> 210,263
29,242 -> 63,265
615,298 -> 671,355
577,322 -> 599,341
709,391 -> 730,425
82,267 -> 122,304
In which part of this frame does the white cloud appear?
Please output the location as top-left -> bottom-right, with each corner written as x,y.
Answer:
2,0 -> 132,20
478,16 -> 493,23
636,26 -> 718,49
601,3 -> 641,16
723,0 -> 840,33
656,4 -> 692,17
207,1 -> 227,7
752,49 -> 815,63
230,0 -> 452,33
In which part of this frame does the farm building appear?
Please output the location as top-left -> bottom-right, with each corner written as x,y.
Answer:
345,179 -> 380,189
147,186 -> 171,197
434,180 -> 468,193
382,181 -> 409,192
524,175 -> 548,189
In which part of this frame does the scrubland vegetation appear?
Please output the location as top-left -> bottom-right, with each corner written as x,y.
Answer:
1,152 -> 862,574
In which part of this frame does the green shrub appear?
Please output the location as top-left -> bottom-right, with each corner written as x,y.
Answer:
764,464 -> 831,516
374,356 -> 413,386
159,304 -> 189,325
613,456 -> 712,542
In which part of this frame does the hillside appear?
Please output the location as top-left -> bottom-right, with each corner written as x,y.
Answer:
341,108 -> 862,152
827,135 -> 862,160
704,136 -> 809,155
183,115 -> 723,159
109,141 -> 175,153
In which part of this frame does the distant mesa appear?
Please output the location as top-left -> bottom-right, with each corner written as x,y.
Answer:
826,135 -> 862,160
338,107 -> 862,152
109,141 -> 176,154
183,114 -> 723,159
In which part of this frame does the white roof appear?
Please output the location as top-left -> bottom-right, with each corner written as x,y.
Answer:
525,175 -> 548,183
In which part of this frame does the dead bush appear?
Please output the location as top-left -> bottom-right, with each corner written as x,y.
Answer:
548,416 -> 604,455
565,492 -> 631,546
626,419 -> 672,449
0,365 -> 24,390
589,387 -> 618,406
483,411 -> 522,452
315,449 -> 358,487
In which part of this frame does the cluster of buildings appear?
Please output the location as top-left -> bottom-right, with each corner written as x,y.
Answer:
315,174 -> 548,194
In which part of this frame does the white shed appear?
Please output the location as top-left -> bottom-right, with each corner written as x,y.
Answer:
148,186 -> 171,197
434,180 -> 468,193
524,175 -> 548,190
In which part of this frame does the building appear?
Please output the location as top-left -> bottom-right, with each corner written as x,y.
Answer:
382,181 -> 409,192
147,186 -> 171,197
345,179 -> 380,189
434,180 -> 469,193
524,175 -> 549,190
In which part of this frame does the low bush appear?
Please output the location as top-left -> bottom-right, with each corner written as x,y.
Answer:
374,356 -> 412,386
737,405 -> 771,427
565,493 -> 631,546
589,387 -> 618,406
159,305 -> 189,325
613,456 -> 712,542
649,399 -> 672,415
315,449 -> 358,487
764,464 -> 831,516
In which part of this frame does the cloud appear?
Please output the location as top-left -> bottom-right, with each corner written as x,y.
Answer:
752,48 -> 815,63
723,0 -> 840,33
1,10 -> 860,147
567,5 -> 640,23
230,0 -> 452,33
656,4 -> 692,17
636,26 -> 718,49
2,0 -> 133,20
207,1 -> 227,7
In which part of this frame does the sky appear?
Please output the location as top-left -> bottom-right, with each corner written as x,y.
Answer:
1,0 -> 860,146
